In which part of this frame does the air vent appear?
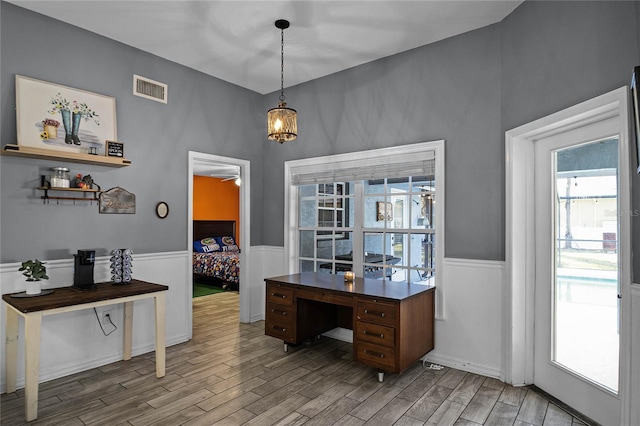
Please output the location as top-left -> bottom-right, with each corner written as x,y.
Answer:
133,74 -> 167,104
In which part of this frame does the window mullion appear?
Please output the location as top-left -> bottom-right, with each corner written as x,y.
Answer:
352,181 -> 364,277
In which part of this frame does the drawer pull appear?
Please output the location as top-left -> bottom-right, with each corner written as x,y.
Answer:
364,309 -> 385,318
363,330 -> 384,339
271,293 -> 287,299
271,309 -> 287,316
364,349 -> 385,359
271,325 -> 287,332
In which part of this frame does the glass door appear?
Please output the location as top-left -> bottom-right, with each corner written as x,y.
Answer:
534,118 -> 621,425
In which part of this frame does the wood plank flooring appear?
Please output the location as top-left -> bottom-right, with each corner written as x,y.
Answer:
1,292 -> 595,425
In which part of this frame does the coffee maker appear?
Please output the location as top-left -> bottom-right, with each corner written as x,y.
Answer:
73,249 -> 96,290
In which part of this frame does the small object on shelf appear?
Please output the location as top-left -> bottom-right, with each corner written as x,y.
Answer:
344,271 -> 355,282
106,140 -> 124,157
49,167 -> 70,188
110,248 -> 133,284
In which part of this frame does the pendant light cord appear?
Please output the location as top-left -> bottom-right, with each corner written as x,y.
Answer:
280,27 -> 285,102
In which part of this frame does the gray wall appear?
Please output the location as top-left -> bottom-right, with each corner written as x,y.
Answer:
2,1 -> 640,272
261,23 -> 504,260
0,2 -> 264,262
260,1 -> 640,266
501,1 -> 640,276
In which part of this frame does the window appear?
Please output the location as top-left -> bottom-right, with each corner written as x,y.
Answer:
287,141 -> 443,308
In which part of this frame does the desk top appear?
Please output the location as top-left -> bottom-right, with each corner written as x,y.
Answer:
265,272 -> 434,301
2,279 -> 168,313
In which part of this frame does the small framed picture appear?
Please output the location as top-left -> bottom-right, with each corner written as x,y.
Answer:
376,201 -> 393,221
106,140 -> 124,157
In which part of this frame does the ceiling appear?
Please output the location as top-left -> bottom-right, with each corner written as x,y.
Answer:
9,0 -> 523,95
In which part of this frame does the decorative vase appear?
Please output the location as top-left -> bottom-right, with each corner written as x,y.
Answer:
25,281 -> 42,295
43,125 -> 58,139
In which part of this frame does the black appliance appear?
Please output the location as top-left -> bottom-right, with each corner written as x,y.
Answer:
73,249 -> 96,290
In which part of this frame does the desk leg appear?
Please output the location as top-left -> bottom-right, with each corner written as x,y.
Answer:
24,312 -> 42,422
154,292 -> 166,378
5,306 -> 19,393
123,301 -> 133,361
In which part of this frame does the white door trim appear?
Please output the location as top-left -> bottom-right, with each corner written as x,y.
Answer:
505,87 -> 632,423
188,151 -> 251,326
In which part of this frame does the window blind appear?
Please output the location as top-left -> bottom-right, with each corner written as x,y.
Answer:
290,151 -> 435,185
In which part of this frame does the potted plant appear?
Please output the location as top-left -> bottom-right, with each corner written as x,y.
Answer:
41,118 -> 60,139
19,259 -> 49,295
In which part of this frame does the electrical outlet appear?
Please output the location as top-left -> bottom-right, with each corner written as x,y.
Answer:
102,310 -> 112,325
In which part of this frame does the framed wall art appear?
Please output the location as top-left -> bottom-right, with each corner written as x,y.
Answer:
15,75 -> 117,156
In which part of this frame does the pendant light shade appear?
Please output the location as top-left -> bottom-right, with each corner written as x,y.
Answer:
267,19 -> 297,143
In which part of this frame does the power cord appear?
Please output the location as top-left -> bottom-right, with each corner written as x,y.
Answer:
93,308 -> 117,336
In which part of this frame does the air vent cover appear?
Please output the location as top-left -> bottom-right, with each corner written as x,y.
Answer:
133,74 -> 167,104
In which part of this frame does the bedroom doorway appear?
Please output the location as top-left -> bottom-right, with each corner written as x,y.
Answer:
188,151 -> 251,335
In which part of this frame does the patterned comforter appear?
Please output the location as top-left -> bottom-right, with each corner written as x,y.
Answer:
192,251 -> 239,284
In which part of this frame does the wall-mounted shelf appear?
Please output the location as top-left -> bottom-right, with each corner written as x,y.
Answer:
39,186 -> 100,204
2,144 -> 131,167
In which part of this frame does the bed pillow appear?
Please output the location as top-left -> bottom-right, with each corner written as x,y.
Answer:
193,237 -> 222,253
214,236 -> 239,252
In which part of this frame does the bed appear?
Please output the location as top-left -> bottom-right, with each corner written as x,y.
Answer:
192,220 -> 240,291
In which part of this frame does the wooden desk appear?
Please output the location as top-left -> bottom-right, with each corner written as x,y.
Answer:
264,272 -> 434,382
3,279 -> 168,421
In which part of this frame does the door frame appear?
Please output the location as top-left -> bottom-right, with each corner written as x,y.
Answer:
505,87 -> 632,422
188,151 -> 251,332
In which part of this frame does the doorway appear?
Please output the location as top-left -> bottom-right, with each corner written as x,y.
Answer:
505,87 -> 632,425
188,151 -> 251,337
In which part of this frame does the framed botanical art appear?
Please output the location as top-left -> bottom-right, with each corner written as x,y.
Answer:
15,75 -> 117,155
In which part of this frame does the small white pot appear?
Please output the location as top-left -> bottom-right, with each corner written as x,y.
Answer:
25,280 -> 42,295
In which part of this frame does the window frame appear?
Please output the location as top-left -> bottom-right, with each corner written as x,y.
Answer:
284,140 -> 445,318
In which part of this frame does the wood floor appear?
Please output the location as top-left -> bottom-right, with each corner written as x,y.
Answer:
1,292 -> 594,426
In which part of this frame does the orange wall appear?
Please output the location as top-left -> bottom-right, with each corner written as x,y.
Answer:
193,176 -> 240,238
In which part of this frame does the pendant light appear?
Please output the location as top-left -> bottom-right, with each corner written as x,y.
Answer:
267,19 -> 297,143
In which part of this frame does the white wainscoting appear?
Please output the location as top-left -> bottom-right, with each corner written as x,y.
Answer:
247,246 -> 286,323
423,257 -> 505,379
0,251 -> 190,393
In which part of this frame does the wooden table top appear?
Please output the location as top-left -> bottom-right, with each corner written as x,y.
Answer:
2,279 -> 168,313
265,272 -> 434,301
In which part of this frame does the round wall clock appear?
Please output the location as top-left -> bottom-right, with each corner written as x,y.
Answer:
156,201 -> 169,219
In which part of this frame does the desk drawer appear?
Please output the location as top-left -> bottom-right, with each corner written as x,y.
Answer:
356,299 -> 397,326
266,303 -> 295,325
265,313 -> 295,342
296,288 -> 353,307
355,321 -> 395,348
356,341 -> 396,370
266,284 -> 294,306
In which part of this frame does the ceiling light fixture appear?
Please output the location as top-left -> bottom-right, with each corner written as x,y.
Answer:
267,19 -> 297,143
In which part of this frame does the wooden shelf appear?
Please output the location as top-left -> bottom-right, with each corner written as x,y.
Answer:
2,144 -> 131,167
38,186 -> 99,193
38,186 -> 100,203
